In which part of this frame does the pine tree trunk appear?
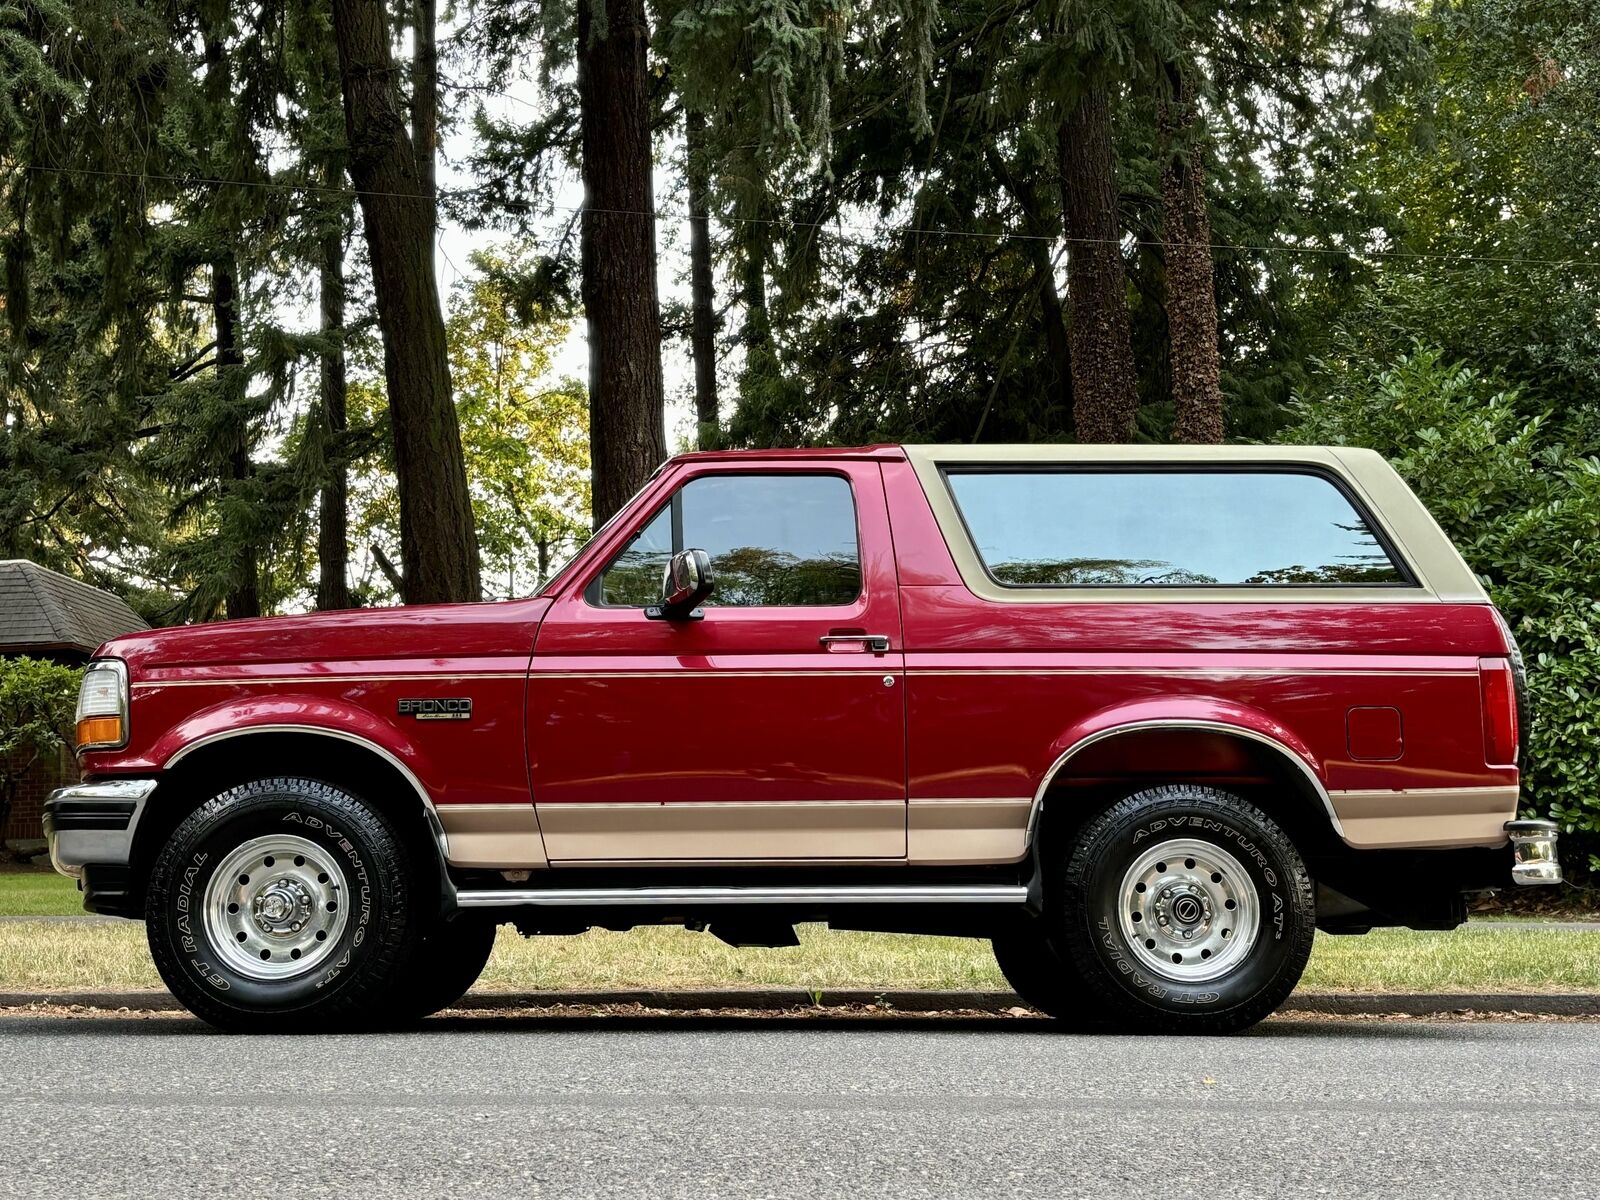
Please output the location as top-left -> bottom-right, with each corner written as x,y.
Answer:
1057,85 -> 1139,443
213,258 -> 260,620
411,0 -> 437,231
687,110 -> 719,450
332,0 -> 480,603
578,0 -> 667,527
316,211 -> 351,611
984,147 -> 1073,435
1160,66 -> 1225,445
1032,241 -> 1073,436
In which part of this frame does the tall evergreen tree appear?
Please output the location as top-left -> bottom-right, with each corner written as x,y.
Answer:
1158,59 -> 1224,444
576,0 -> 666,525
331,0 -> 481,602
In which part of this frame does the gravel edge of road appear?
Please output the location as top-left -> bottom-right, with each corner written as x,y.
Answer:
3,988 -> 1598,1016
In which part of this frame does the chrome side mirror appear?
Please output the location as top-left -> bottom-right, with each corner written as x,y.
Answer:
648,548 -> 714,620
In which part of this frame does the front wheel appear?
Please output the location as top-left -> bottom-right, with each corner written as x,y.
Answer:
145,777 -> 419,1032
1050,784 -> 1315,1034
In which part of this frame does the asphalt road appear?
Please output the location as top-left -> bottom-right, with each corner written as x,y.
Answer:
3,1013 -> 1595,1199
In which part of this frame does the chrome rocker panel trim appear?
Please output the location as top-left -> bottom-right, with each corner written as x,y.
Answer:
455,884 -> 1030,909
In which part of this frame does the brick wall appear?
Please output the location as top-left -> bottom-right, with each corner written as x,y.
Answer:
3,745 -> 78,842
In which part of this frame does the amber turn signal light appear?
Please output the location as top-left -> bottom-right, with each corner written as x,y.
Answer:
76,716 -> 124,748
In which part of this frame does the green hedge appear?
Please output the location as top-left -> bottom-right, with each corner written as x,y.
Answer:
1282,349 -> 1600,865
0,656 -> 82,839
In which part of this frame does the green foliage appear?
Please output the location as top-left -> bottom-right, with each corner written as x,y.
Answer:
1282,349 -> 1600,850
447,250 -> 591,598
0,656 -> 78,763
0,656 -> 81,831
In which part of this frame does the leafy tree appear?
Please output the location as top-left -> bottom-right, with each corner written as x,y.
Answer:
332,0 -> 482,604
1316,0 -> 1600,431
0,657 -> 80,847
447,250 -> 590,595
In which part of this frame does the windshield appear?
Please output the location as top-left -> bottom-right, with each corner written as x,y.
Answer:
536,468 -> 666,597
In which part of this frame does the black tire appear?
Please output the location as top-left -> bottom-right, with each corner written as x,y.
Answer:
1049,784 -> 1315,1034
990,925 -> 1092,1023
381,916 -> 499,1025
145,777 -> 418,1033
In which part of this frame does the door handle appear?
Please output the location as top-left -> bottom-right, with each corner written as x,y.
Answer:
819,633 -> 891,654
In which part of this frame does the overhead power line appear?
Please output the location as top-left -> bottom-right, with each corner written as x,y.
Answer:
20,161 -> 1600,272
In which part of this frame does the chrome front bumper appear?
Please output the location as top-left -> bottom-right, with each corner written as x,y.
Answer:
41,780 -> 156,880
1506,818 -> 1562,886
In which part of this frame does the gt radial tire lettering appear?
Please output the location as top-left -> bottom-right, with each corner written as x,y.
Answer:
175,854 -> 205,951
278,813 -> 376,987
190,959 -> 231,990
145,778 -> 417,1032
1098,918 -> 1169,1000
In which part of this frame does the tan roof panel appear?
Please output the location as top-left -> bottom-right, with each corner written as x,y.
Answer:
900,445 -> 1487,605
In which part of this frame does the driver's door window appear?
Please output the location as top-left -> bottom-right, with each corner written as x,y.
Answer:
592,474 -> 862,608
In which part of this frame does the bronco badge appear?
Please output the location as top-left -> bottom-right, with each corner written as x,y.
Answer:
398,697 -> 473,721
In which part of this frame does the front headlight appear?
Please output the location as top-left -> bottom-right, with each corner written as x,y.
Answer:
76,659 -> 129,751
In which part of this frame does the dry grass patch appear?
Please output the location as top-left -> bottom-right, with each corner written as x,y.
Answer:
476,925 -> 1004,992
1,920 -> 1596,996
0,923 -> 161,990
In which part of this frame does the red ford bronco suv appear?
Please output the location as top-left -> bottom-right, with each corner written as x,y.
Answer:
45,445 -> 1560,1033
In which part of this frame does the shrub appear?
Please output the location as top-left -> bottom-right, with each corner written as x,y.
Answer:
1281,348 -> 1600,862
0,657 -> 83,844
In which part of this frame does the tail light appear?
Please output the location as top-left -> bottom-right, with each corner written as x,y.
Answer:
1479,657 -> 1519,767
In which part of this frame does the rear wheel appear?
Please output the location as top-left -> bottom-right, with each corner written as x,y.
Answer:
1049,784 -> 1315,1034
145,777 -> 418,1032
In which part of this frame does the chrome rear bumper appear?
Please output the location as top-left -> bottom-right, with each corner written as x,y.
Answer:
42,779 -> 156,880
1506,818 -> 1562,886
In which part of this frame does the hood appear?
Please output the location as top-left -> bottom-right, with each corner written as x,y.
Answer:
99,598 -> 552,673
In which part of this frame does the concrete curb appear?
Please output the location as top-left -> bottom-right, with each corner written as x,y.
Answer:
4,988 -> 1599,1017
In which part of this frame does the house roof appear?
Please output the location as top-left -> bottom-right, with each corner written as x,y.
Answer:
0,560 -> 148,656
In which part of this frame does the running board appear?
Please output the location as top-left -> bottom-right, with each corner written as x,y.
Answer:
454,884 -> 1029,909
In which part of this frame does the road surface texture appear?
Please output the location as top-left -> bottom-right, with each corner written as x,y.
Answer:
2,1011 -> 1594,1199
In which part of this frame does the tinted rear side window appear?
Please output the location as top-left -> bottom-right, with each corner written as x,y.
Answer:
944,469 -> 1407,587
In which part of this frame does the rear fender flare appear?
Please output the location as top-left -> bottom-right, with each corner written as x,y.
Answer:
1025,698 -> 1341,847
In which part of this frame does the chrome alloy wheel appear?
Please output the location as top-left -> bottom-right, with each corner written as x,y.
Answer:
1116,837 -> 1259,984
202,834 -> 349,981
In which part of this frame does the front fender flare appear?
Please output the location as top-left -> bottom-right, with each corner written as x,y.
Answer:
150,697 -> 452,870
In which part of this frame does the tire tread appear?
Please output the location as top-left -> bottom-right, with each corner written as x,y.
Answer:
144,776 -> 416,1033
